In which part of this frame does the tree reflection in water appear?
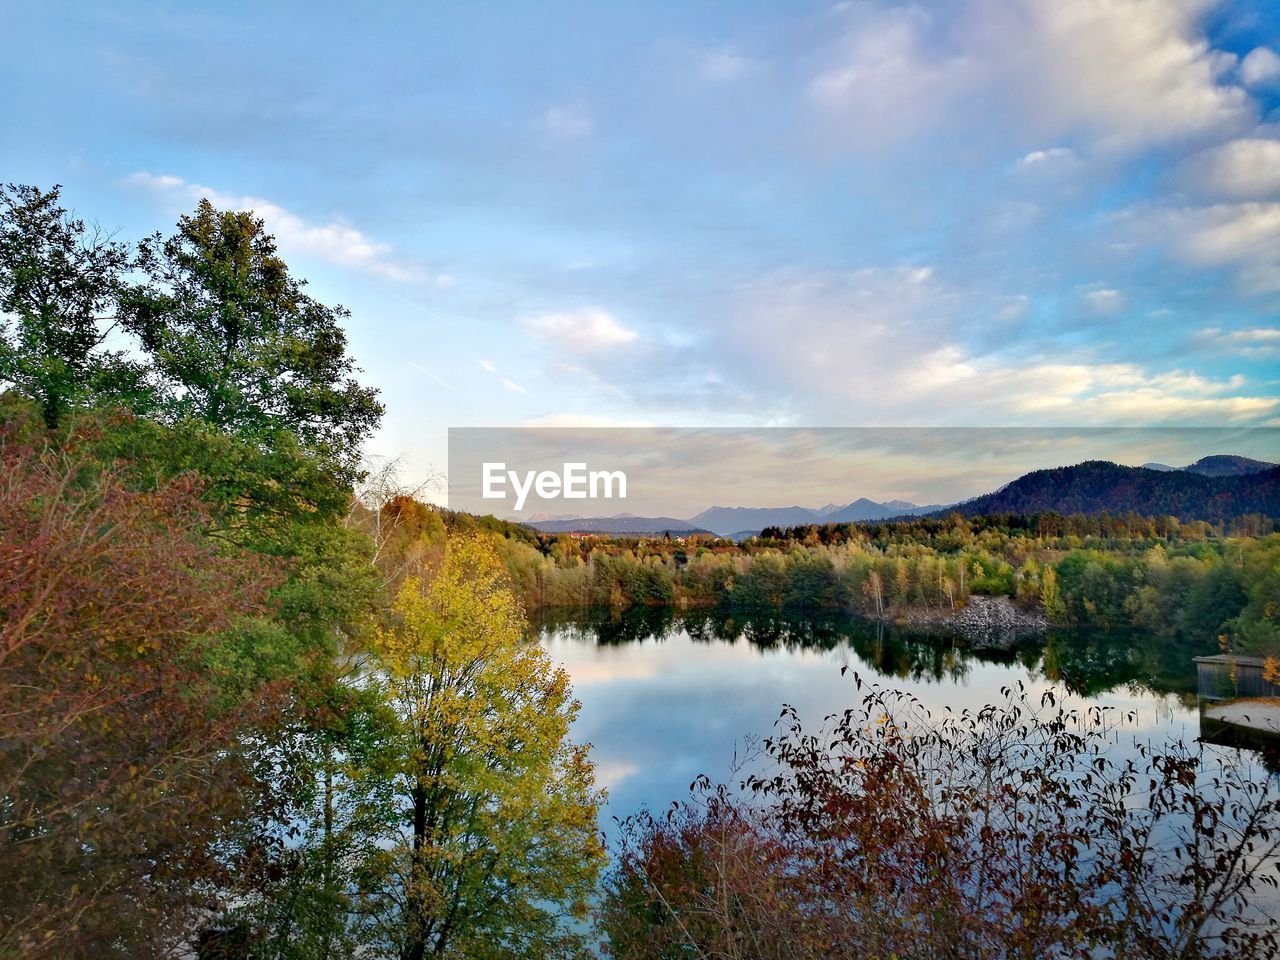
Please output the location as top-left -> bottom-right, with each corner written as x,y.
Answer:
530,605 -> 1211,702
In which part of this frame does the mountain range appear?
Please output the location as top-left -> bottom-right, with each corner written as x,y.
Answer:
522,498 -> 945,536
519,454 -> 1279,536
526,515 -> 712,535
689,498 -> 946,535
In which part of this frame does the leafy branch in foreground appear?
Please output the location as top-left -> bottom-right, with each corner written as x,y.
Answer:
603,678 -> 1280,960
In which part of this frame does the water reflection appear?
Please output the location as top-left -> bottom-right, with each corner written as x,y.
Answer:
532,607 -> 1219,829
1199,710 -> 1280,774
534,606 -> 1207,699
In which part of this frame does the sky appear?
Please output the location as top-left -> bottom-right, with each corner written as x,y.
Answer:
449,427 -> 1280,517
3,0 -> 1280,496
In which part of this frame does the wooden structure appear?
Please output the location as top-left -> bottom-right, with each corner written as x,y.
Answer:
1194,654 -> 1280,702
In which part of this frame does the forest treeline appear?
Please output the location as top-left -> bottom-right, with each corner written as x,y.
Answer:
409,503 -> 1280,654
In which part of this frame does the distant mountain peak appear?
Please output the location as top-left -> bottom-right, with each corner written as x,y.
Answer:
941,459 -> 1279,522
691,498 -> 944,534
1183,454 -> 1276,477
526,515 -> 709,535
1140,455 -> 1276,477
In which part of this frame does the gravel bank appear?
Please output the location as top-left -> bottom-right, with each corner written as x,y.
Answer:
900,595 -> 1049,649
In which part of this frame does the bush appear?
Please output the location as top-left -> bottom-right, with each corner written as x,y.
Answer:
603,677 -> 1280,960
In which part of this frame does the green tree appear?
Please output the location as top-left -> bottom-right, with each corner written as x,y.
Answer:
0,184 -> 149,427
123,199 -> 382,480
359,537 -> 604,959
1229,534 -> 1280,654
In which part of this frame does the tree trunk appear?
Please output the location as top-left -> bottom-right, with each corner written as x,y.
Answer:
403,782 -> 429,960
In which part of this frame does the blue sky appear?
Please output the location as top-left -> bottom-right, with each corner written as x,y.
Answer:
3,1 -> 1279,485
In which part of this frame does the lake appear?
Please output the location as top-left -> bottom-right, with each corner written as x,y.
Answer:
532,606 -> 1251,832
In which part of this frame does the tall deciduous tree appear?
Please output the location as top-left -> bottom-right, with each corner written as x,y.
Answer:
123,199 -> 382,481
360,536 -> 604,960
0,184 -> 149,428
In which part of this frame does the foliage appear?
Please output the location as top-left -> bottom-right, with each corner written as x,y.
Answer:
1228,536 -> 1280,654
431,503 -> 1280,651
0,183 -> 149,427
0,419 -> 283,959
0,184 -> 389,956
475,513 -> 1275,645
213,680 -> 402,960
603,679 -> 1280,960
352,536 -> 605,959
122,198 -> 383,481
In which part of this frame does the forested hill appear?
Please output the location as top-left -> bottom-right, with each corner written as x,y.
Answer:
942,460 -> 1280,522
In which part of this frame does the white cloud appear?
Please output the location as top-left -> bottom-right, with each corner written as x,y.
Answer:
1083,288 -> 1125,314
590,760 -> 640,789
1241,46 -> 1280,88
983,0 -> 1251,150
1196,326 -> 1280,357
137,172 -> 185,189
699,50 -> 760,82
1175,202 -> 1280,271
905,351 -> 1274,423
1181,138 -> 1280,199
809,0 -> 1253,152
808,5 -> 981,145
524,307 -> 638,352
997,295 -> 1031,321
1123,201 -> 1280,293
473,356 -> 531,395
538,103 -> 593,140
1018,147 -> 1076,167
1215,327 -> 1280,342
127,171 -> 425,282
710,266 -> 1276,425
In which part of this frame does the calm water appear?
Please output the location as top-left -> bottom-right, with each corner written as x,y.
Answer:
533,607 -> 1235,830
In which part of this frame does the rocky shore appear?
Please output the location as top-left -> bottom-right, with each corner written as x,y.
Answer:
899,595 -> 1050,649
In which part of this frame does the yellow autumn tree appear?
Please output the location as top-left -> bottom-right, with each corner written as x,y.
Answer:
358,535 -> 604,960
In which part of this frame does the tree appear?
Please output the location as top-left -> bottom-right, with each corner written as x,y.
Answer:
0,184 -> 149,427
865,568 -> 885,619
0,410 -> 283,959
213,679 -> 402,960
358,536 -> 604,960
123,199 -> 382,480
